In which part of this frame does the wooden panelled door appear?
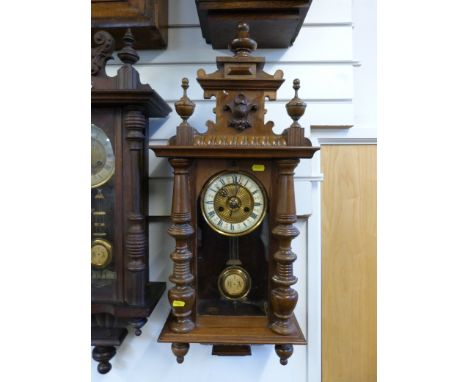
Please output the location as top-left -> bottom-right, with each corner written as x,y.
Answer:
321,145 -> 377,382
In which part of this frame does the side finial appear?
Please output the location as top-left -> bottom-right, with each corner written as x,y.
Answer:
118,29 -> 139,65
229,23 -> 257,57
286,79 -> 307,127
175,78 -> 195,123
91,30 -> 115,76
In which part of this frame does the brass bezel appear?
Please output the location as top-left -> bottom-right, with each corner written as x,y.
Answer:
91,238 -> 113,269
91,124 -> 115,189
217,265 -> 252,300
200,170 -> 267,237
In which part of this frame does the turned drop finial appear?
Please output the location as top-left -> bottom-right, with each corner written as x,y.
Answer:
118,28 -> 139,65
229,23 -> 257,57
286,78 -> 307,127
175,78 -> 195,122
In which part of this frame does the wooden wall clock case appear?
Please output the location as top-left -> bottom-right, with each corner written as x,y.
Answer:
196,0 -> 313,48
151,23 -> 319,365
91,0 -> 168,50
91,29 -> 171,374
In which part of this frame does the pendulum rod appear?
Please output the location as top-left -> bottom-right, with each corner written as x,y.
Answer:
227,237 -> 241,265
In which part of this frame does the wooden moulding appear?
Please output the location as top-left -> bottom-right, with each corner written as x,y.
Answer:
154,146 -> 318,159
158,314 -> 306,345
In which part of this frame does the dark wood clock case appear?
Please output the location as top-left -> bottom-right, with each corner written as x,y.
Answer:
91,29 -> 171,374
91,0 -> 168,50
151,23 -> 319,365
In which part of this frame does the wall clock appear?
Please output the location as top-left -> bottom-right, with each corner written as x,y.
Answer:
195,0 -> 313,48
91,0 -> 168,50
91,29 -> 171,374
151,23 -> 319,365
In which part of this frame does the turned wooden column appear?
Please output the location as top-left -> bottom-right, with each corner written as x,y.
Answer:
167,158 -> 196,333
124,107 -> 147,306
271,159 -> 300,335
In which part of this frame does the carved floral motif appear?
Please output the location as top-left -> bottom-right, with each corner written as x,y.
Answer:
223,93 -> 258,131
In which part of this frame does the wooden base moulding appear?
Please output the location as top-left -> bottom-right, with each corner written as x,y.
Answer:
91,282 -> 165,374
159,314 -> 305,345
159,314 -> 305,364
91,281 -> 166,317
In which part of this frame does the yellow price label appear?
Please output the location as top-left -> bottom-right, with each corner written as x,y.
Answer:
252,164 -> 265,172
172,300 -> 185,307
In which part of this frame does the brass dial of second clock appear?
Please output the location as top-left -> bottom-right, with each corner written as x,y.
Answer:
201,172 -> 267,236
91,124 -> 115,188
91,239 -> 113,269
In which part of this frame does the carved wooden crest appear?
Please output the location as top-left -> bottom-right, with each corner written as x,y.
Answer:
164,23 -> 313,152
91,29 -> 171,117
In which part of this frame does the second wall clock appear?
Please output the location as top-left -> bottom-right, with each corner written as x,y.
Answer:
91,29 -> 171,374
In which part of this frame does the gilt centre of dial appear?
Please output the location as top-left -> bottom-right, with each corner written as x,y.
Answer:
214,184 -> 254,224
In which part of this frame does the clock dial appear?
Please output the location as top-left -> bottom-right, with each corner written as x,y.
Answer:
91,239 -> 113,269
201,172 -> 267,236
91,124 -> 115,188
218,265 -> 251,300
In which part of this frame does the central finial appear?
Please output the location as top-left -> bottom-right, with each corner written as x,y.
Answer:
229,23 -> 257,57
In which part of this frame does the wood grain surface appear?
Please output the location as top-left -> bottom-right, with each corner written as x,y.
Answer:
158,314 -> 306,345
321,145 -> 376,382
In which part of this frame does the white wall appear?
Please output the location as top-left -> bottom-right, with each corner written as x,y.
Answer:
92,0 -> 375,380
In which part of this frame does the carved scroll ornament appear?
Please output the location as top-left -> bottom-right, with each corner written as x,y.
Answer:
91,30 -> 115,76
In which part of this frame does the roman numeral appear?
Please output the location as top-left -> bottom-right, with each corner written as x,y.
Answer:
251,212 -> 258,219
230,224 -> 234,230
220,178 -> 226,185
252,190 -> 258,195
254,202 -> 262,206
217,219 -> 223,226
206,200 -> 214,204
208,211 -> 215,218
232,175 -> 238,184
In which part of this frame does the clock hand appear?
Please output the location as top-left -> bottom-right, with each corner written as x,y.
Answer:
234,184 -> 240,197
